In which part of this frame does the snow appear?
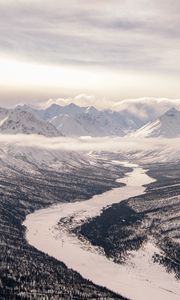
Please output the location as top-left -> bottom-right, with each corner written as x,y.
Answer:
19,103 -> 142,136
5,102 -> 180,138
0,107 -> 61,136
50,114 -> 88,136
133,107 -> 180,138
0,116 -> 8,127
23,162 -> 180,300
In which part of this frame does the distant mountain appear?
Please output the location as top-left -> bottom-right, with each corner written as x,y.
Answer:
0,107 -> 61,136
19,103 -> 86,120
19,103 -> 143,136
2,102 -> 180,138
113,98 -> 180,123
133,107 -> 180,138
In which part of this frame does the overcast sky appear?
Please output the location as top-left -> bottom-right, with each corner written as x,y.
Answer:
0,0 -> 180,107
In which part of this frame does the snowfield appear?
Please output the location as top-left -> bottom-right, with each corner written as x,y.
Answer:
24,162 -> 180,300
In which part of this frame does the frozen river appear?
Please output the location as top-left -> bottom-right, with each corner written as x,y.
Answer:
24,162 -> 180,300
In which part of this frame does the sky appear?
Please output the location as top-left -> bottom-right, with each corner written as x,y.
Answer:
0,0 -> 180,107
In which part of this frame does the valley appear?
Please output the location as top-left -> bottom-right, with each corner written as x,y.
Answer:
0,103 -> 180,299
24,160 -> 180,300
0,149 -> 129,299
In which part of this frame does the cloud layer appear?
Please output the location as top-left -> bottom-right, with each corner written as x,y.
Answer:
1,0 -> 180,71
0,1 -> 180,104
0,134 -> 179,164
40,95 -> 180,122
0,134 -> 178,152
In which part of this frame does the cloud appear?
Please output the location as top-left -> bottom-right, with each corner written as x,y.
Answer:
38,95 -> 180,122
41,94 -> 110,110
113,98 -> 180,121
1,1 -> 180,105
0,0 -> 180,72
0,134 -> 179,166
0,133 -> 176,152
0,134 -> 146,153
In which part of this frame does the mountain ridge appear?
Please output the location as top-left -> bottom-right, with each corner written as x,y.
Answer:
18,102 -> 143,137
2,102 -> 180,138
0,107 -> 62,136
133,107 -> 180,138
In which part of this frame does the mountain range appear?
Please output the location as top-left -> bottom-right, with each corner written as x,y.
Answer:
19,103 -> 143,137
0,103 -> 180,138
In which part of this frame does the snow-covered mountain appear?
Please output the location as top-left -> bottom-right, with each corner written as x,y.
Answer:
133,107 -> 180,138
0,107 -> 61,136
19,103 -> 143,136
113,98 -> 180,123
47,105 -> 144,136
10,102 -> 180,138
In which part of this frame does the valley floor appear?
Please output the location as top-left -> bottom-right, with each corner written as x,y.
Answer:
24,161 -> 180,300
0,151 -> 128,299
0,144 -> 180,300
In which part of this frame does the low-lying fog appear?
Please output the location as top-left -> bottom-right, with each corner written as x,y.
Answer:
0,134 -> 179,151
0,134 -> 179,164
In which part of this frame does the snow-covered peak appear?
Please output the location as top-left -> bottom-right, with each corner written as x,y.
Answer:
160,107 -> 179,119
85,106 -> 99,115
0,107 -> 62,136
66,103 -> 80,109
133,107 -> 180,138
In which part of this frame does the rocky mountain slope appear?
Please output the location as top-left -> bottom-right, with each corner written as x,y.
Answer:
133,108 -> 180,138
0,107 -> 61,136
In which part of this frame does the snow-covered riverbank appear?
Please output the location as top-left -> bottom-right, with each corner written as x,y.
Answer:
23,162 -> 180,300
